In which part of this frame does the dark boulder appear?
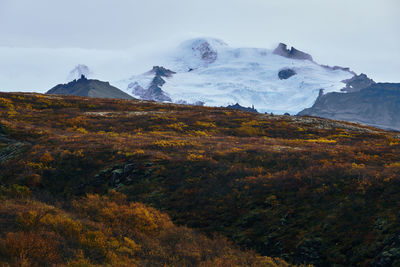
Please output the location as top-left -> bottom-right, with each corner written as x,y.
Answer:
278,68 -> 297,80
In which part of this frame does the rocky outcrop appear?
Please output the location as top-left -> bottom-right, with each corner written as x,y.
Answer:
128,66 -> 174,102
77,161 -> 157,193
0,124 -> 27,164
226,103 -> 258,113
298,83 -> 400,131
273,43 -> 313,61
47,75 -> 134,100
341,73 -> 375,92
189,39 -> 220,64
196,41 -> 218,63
147,66 -> 175,78
278,68 -> 297,80
0,142 -> 26,164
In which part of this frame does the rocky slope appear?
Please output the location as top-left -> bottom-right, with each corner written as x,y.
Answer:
47,75 -> 133,100
127,66 -> 174,101
298,83 -> 400,131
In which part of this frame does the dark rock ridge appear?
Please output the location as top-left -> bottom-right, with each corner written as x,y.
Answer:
278,68 -> 297,80
341,73 -> 375,92
47,75 -> 133,100
321,64 -> 356,75
298,83 -> 400,131
226,103 -> 258,113
273,43 -> 313,61
128,66 -> 174,102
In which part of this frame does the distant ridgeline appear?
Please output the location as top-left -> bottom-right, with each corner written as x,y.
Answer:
226,103 -> 258,113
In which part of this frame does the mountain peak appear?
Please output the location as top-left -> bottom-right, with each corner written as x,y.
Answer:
47,77 -> 133,100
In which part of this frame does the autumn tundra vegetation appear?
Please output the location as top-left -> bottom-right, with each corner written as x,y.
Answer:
1,92 -> 400,266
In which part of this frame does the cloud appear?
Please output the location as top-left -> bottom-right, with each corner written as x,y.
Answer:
0,0 -> 398,90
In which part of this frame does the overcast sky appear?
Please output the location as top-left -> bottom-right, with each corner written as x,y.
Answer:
0,0 -> 399,91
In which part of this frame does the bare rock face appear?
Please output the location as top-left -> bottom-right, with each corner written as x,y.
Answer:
298,83 -> 400,131
147,66 -> 175,78
341,73 -> 375,92
273,43 -> 313,61
191,40 -> 218,64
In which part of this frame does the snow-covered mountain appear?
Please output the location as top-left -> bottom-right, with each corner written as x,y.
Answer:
119,38 -> 355,114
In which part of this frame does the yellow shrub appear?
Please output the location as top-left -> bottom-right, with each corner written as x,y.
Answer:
76,127 -> 89,134
0,97 -> 13,108
195,121 -> 216,128
305,138 -> 337,143
79,231 -> 108,262
122,150 -> 145,157
352,163 -> 365,169
1,231 -> 61,266
40,152 -> 54,164
167,122 -> 188,131
187,153 -> 205,161
41,214 -> 83,239
385,162 -> 400,168
191,130 -> 211,136
154,139 -> 190,148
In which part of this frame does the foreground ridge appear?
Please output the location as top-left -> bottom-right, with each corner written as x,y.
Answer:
1,92 -> 399,266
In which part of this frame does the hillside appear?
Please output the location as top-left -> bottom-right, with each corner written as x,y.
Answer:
1,92 -> 400,266
47,75 -> 134,100
0,94 -> 291,267
298,83 -> 400,131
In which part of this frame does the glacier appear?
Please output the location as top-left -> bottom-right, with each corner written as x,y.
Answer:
119,38 -> 354,114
